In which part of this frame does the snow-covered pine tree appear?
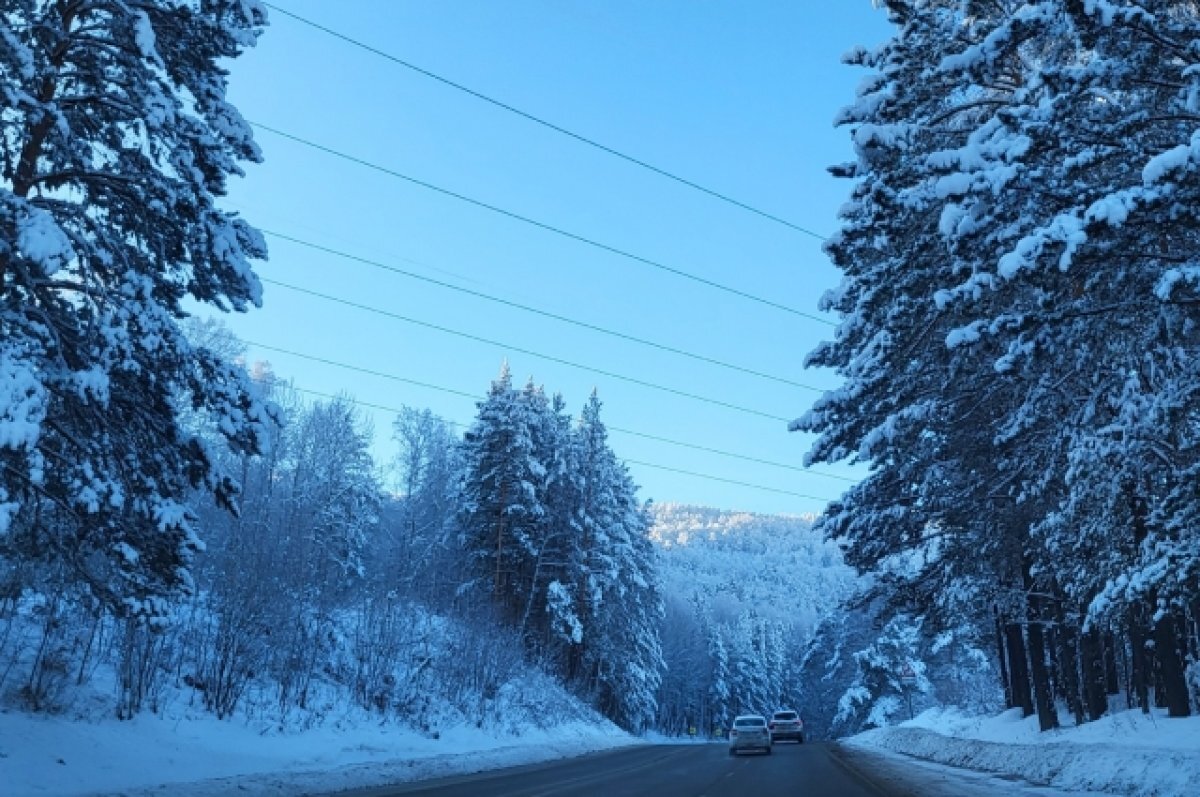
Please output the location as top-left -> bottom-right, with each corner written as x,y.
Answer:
833,614 -> 929,735
708,626 -> 731,733
795,0 -> 1033,698
454,376 -> 665,728
728,612 -> 773,716
572,392 -> 663,731
762,618 -> 787,711
604,471 -> 665,731
903,0 -> 1199,719
539,393 -> 592,672
0,1 -> 271,620
653,593 -> 712,735
571,390 -> 619,681
801,0 -> 1199,722
517,384 -> 582,654
457,365 -> 545,623
1006,2 -> 1200,720
797,610 -> 870,741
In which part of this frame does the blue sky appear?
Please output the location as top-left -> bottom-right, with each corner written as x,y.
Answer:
214,1 -> 895,516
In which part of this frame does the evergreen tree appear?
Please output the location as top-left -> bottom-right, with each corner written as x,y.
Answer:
833,615 -> 929,735
0,0 -> 271,619
708,627 -> 731,733
572,393 -> 663,731
516,383 -> 578,651
457,364 -> 547,623
454,376 -> 663,730
799,0 -> 1199,725
797,611 -> 868,741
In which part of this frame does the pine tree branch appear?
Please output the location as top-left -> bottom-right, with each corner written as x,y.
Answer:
31,169 -> 137,190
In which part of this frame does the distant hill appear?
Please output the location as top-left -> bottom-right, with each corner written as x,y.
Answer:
649,503 -> 858,633
648,503 -> 864,735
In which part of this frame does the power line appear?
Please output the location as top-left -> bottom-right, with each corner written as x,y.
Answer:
249,340 -> 858,486
248,286 -> 793,423
249,121 -> 833,325
281,385 -> 839,503
249,342 -> 480,400
262,2 -> 829,240
263,228 -> 823,390
611,427 -> 858,483
288,385 -> 471,423
625,460 -> 835,502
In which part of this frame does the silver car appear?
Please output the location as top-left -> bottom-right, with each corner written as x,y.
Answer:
728,714 -> 772,755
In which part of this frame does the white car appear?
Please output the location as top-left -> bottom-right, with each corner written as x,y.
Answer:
728,714 -> 772,755
768,709 -> 804,743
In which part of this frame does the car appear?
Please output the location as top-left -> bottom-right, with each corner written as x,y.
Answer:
728,714 -> 772,755
768,709 -> 804,743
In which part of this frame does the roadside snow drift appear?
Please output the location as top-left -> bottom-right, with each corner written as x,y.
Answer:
0,708 -> 635,796
846,707 -> 1200,797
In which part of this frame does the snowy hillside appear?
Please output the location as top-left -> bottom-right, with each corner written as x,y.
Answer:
651,503 -> 857,632
0,600 -> 631,797
649,504 -> 860,735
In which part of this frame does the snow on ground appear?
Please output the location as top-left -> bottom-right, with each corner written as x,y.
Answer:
834,742 -> 1113,797
845,706 -> 1200,797
8,700 -> 1198,797
0,708 -> 637,796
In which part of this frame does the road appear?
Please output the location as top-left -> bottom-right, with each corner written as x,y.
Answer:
335,741 -> 979,797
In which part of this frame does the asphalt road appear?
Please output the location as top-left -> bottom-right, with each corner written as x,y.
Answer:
339,741 -> 914,797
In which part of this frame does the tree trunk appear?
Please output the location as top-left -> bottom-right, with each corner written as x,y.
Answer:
1024,565 -> 1058,731
1103,631 -> 1120,695
1129,612 -> 1151,713
517,549 -> 545,646
995,605 -> 1013,709
1026,614 -> 1059,731
1125,485 -> 1159,714
495,481 -> 507,596
1188,599 -> 1200,663
1004,621 -> 1034,717
1153,645 -> 1168,710
1104,633 -> 1123,696
1054,613 -> 1085,726
1080,628 -> 1108,721
1154,605 -> 1192,718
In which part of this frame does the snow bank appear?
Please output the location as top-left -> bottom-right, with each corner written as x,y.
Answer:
0,708 -> 636,797
846,707 -> 1200,797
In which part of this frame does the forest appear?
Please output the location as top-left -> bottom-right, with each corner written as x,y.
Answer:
0,333 -> 859,737
2,329 -> 669,731
2,0 -> 1199,753
795,0 -> 1200,731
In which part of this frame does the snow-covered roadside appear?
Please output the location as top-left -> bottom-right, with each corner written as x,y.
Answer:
845,707 -> 1200,797
0,708 -> 637,796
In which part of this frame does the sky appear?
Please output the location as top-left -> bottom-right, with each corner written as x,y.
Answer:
212,1 -> 897,516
